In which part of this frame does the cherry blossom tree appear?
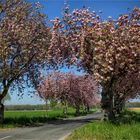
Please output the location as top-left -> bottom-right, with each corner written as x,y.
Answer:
48,7 -> 140,121
67,75 -> 100,114
37,72 -> 57,106
0,0 -> 50,123
37,72 -> 99,114
77,75 -> 100,112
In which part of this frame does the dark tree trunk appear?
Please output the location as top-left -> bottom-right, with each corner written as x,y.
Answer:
101,86 -> 126,122
45,100 -> 48,112
0,86 -> 10,124
0,101 -> 4,124
114,97 -> 125,116
63,106 -> 67,115
85,105 -> 90,112
101,86 -> 115,122
0,80 -> 11,124
76,106 -> 80,115
87,106 -> 90,112
63,101 -> 67,115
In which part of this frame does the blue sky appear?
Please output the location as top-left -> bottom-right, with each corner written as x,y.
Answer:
37,0 -> 140,20
5,0 -> 140,105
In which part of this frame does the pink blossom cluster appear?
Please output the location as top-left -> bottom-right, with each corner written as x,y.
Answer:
37,72 -> 100,109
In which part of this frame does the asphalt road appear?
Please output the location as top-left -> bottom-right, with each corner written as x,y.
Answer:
0,113 -> 102,140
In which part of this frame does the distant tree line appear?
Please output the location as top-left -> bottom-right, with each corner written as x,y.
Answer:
5,105 -> 46,111
125,102 -> 140,108
4,104 -> 67,111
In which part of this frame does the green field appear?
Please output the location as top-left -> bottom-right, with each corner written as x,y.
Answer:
66,111 -> 140,140
1,108 -> 74,127
5,109 -> 67,119
0,108 -> 96,128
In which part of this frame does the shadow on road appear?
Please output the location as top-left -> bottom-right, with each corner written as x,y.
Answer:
45,113 -> 102,125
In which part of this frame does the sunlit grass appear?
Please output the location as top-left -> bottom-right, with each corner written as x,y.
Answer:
0,108 -> 97,128
2,109 -> 74,127
67,121 -> 140,140
66,111 -> 140,140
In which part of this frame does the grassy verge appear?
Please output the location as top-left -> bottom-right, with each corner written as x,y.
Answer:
0,108 -> 97,128
66,121 -> 140,140
66,111 -> 140,140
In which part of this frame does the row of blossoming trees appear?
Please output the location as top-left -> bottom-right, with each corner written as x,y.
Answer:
0,0 -> 139,123
37,72 -> 100,114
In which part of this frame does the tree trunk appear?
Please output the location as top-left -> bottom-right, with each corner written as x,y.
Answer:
75,106 -> 80,115
63,106 -> 67,115
101,86 -> 126,122
114,97 -> 125,116
0,86 -> 10,124
0,101 -> 4,124
63,101 -> 67,115
85,105 -> 90,113
45,100 -> 48,112
87,106 -> 90,112
101,87 -> 115,122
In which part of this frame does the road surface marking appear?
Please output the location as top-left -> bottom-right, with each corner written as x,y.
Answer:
0,136 -> 12,140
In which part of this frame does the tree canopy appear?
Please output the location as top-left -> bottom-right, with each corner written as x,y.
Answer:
48,7 -> 140,120
0,0 -> 50,101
